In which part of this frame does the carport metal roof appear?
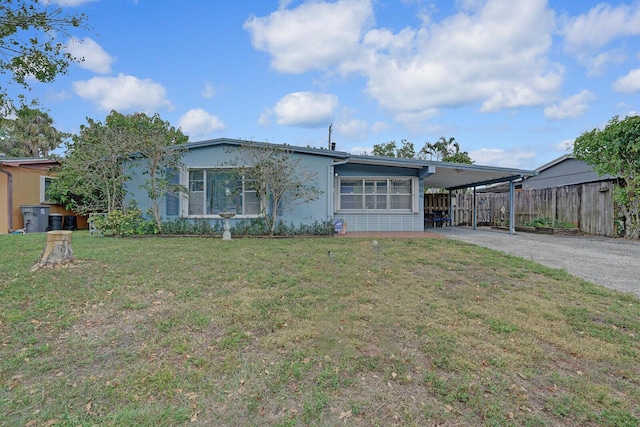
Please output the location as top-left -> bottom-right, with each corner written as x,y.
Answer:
346,155 -> 536,190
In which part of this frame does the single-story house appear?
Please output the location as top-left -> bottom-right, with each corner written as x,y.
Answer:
0,157 -> 87,233
125,138 -> 536,234
522,154 -> 616,190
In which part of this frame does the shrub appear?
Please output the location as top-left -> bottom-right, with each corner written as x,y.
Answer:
90,205 -> 158,236
523,217 -> 576,229
170,218 -> 334,237
232,218 -> 269,236
94,214 -> 335,238
162,218 -> 219,235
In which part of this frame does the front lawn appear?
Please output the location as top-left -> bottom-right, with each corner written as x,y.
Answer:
1,232 -> 638,426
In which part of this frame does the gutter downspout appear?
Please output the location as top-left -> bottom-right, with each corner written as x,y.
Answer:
0,166 -> 13,232
327,158 -> 350,219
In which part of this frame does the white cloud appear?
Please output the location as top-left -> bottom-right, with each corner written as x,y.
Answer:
66,37 -> 114,74
555,138 -> 574,152
44,88 -> 72,103
582,49 -> 627,76
366,0 -> 560,114
273,92 -> 338,127
53,0 -> 98,5
258,108 -> 273,127
562,3 -> 640,73
244,0 -> 374,73
562,3 -> 640,54
393,109 -> 441,134
201,82 -> 216,99
246,0 -> 563,131
544,90 -> 596,120
178,108 -> 225,140
349,145 -> 374,155
334,118 -> 368,141
613,68 -> 640,93
73,74 -> 172,112
371,121 -> 388,134
469,148 -> 536,168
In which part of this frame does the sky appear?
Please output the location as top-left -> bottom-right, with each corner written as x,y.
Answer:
20,0 -> 640,170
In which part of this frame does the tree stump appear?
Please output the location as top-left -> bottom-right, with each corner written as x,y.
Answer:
31,230 -> 75,272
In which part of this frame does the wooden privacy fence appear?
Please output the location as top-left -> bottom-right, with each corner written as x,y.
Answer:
426,181 -> 617,237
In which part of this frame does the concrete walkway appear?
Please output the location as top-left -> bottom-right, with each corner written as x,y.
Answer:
434,227 -> 640,297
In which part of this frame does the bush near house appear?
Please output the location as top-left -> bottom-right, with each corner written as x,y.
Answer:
90,207 -> 334,237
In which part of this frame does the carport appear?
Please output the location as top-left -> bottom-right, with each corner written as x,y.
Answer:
421,162 -> 536,235
341,155 -> 536,235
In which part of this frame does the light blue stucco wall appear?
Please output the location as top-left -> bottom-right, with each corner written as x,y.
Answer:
124,143 -> 336,228
125,142 -> 429,232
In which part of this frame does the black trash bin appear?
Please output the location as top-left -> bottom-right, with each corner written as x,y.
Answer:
63,215 -> 77,231
48,214 -> 64,231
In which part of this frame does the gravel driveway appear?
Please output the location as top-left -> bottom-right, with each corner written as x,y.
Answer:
435,227 -> 640,298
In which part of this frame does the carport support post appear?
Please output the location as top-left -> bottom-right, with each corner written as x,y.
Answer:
473,186 -> 477,230
509,180 -> 515,235
448,190 -> 453,228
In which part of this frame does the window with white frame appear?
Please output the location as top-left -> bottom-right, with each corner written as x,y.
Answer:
188,169 -> 260,216
338,177 -> 417,211
40,176 -> 56,204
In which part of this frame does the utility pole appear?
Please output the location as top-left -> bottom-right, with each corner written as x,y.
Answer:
328,123 -> 333,150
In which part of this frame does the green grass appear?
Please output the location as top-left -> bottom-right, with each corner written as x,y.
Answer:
0,231 -> 638,426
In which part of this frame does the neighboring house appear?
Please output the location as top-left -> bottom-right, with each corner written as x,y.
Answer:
522,154 -> 616,190
0,157 -> 86,233
478,154 -> 615,193
125,139 -> 535,233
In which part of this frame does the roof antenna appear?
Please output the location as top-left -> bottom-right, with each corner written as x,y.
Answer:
328,123 -> 333,150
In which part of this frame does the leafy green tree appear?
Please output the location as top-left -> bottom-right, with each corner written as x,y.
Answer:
49,111 -> 188,232
372,141 -> 397,157
419,136 -> 473,164
120,112 -> 188,233
229,142 -> 323,237
0,0 -> 87,113
573,115 -> 640,239
0,107 -> 66,156
49,114 -> 134,215
396,139 -> 415,159
372,139 -> 415,158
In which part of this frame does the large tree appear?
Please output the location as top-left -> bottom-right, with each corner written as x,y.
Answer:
374,136 -> 473,164
573,115 -> 640,239
120,112 -> 188,233
229,142 -> 323,237
0,107 -> 66,156
372,139 -> 415,158
419,137 -> 473,164
49,115 -> 134,215
49,111 -> 188,232
0,0 -> 87,113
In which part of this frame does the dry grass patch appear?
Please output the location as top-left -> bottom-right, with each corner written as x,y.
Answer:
0,232 -> 638,426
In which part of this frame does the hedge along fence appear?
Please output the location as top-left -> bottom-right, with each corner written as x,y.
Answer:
446,181 -> 617,237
